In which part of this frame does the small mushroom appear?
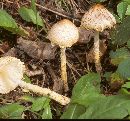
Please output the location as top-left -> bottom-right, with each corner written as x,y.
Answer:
81,4 -> 116,72
47,19 -> 79,92
0,56 -> 70,105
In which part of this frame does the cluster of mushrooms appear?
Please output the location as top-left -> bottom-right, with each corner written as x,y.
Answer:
0,4 -> 116,105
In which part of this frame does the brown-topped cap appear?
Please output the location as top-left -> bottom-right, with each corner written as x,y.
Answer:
81,4 -> 116,32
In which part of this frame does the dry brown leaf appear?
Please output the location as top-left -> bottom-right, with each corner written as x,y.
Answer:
77,27 -> 95,44
17,37 -> 57,60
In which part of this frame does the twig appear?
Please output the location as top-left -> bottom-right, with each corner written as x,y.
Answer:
26,0 -> 81,22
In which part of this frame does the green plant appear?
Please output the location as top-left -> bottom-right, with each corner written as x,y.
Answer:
0,96 -> 52,119
18,0 -> 44,27
61,73 -> 130,119
0,9 -> 29,36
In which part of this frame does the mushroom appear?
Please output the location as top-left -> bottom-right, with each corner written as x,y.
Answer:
0,56 -> 70,105
80,4 -> 116,72
47,19 -> 79,92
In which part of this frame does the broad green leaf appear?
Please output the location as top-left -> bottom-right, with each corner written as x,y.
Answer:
0,9 -> 29,36
61,104 -> 86,119
110,48 -> 130,65
0,9 -> 17,28
117,58 -> 130,79
117,2 -> 128,20
42,105 -> 52,119
126,5 -> 130,15
0,103 -> 25,119
110,16 -> 130,45
71,73 -> 103,106
122,82 -> 130,88
79,95 -> 130,119
18,7 -> 43,26
124,0 -> 130,4
127,40 -> 130,48
31,97 -> 50,112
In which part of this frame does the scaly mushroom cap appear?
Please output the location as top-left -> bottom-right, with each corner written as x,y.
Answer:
0,56 -> 25,94
47,19 -> 79,48
81,4 -> 116,32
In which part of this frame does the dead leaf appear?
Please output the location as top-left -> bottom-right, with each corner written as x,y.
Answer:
17,37 -> 57,60
2,47 -> 18,57
77,27 -> 95,44
46,64 -> 63,94
0,41 -> 10,54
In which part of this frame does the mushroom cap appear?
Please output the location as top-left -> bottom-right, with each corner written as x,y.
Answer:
81,4 -> 116,32
47,19 -> 79,48
0,56 -> 25,94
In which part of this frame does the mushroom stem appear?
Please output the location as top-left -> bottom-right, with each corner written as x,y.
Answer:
60,47 -> 69,92
94,31 -> 102,72
19,81 -> 70,105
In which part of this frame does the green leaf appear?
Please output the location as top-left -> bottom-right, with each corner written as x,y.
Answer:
19,95 -> 35,102
18,7 -> 43,26
79,95 -> 130,119
23,74 -> 31,83
117,2 -> 128,20
126,5 -> 130,15
122,82 -> 130,88
0,9 -> 28,36
42,105 -> 52,119
71,73 -> 103,106
117,58 -> 130,79
0,103 -> 25,119
31,97 -> 50,112
110,48 -> 130,65
61,104 -> 86,119
110,16 -> 130,45
124,0 -> 130,4
0,9 -> 18,28
127,40 -> 130,48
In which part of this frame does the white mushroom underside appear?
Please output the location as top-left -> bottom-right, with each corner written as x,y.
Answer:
0,56 -> 25,94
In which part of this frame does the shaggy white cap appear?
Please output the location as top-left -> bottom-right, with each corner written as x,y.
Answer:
47,19 -> 79,48
0,56 -> 25,94
81,4 -> 116,32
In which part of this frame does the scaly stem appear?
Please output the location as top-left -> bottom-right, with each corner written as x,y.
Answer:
19,81 -> 70,105
94,31 -> 102,72
60,48 -> 69,92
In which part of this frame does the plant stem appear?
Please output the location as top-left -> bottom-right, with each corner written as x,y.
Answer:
94,31 -> 102,72
19,81 -> 70,105
60,48 -> 69,92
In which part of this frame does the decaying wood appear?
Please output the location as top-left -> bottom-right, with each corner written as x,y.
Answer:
17,37 -> 57,60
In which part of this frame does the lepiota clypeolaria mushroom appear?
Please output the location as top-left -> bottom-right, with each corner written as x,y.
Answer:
81,4 -> 116,72
0,56 -> 70,105
47,19 -> 79,92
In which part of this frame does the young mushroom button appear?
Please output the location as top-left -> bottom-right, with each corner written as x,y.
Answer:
47,19 -> 79,92
81,4 -> 116,72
